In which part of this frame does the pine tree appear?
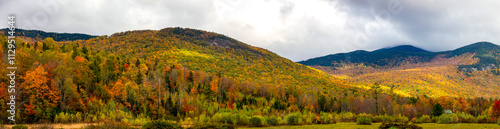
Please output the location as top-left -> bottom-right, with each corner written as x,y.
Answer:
72,46 -> 79,58
372,83 -> 381,115
318,94 -> 327,113
136,69 -> 143,85
432,103 -> 444,117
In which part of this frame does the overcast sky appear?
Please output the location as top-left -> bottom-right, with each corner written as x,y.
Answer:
1,0 -> 500,61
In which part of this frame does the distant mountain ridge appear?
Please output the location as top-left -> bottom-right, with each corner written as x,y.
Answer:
299,42 -> 500,71
301,42 -> 500,98
0,28 -> 97,41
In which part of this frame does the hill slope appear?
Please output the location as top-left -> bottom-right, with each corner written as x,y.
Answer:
69,27 -> 349,93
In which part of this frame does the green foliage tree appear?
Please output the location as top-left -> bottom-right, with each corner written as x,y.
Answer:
42,37 -> 57,51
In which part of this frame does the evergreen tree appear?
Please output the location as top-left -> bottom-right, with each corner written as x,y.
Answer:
372,83 -> 381,114
136,69 -> 143,85
135,58 -> 141,67
43,42 -> 49,51
82,45 -> 89,55
432,103 -> 444,117
318,94 -> 327,113
72,46 -> 79,58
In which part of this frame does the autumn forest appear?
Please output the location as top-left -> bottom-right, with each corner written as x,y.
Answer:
1,28 -> 500,128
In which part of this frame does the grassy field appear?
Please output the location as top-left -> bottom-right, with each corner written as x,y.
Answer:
3,123 -> 97,129
240,122 -> 500,129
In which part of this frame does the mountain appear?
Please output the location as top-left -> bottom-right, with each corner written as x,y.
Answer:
0,27 -> 352,96
1,28 -> 97,41
299,42 -> 500,70
298,45 -> 436,67
299,42 -> 500,98
69,27 -> 349,93
448,42 -> 500,70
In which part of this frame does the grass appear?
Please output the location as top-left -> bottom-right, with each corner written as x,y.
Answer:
239,122 -> 500,129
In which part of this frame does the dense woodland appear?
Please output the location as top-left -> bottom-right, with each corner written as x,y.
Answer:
0,28 -> 499,127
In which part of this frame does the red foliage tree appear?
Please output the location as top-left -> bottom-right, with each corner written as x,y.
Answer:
491,100 -> 500,119
24,101 -> 36,115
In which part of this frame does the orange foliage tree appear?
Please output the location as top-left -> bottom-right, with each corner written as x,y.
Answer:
22,62 -> 59,108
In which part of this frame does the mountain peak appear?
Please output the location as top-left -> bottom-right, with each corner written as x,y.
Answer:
451,42 -> 500,54
461,42 -> 498,49
373,45 -> 429,53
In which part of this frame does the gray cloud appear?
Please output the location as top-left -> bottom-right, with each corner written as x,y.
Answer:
337,0 -> 500,52
1,0 -> 500,61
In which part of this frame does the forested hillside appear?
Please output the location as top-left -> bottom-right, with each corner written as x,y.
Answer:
0,28 -> 499,127
66,27 -> 348,93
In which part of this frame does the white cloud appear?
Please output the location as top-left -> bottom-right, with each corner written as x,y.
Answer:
1,0 -> 500,61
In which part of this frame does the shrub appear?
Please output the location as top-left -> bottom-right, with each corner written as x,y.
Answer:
319,112 -> 335,124
75,112 -> 83,123
303,112 -> 316,124
249,116 -> 263,127
475,115 -> 489,123
266,116 -> 279,126
142,120 -> 182,129
373,115 -> 395,123
235,114 -> 249,126
437,114 -> 458,124
211,112 -> 233,124
356,117 -> 372,125
56,112 -> 73,123
415,115 -> 431,124
379,122 -> 422,129
220,113 -> 233,124
180,118 -> 194,127
191,124 -> 234,129
431,116 -> 438,123
437,115 -> 453,124
12,125 -> 28,129
54,113 -> 61,123
286,114 -> 299,125
337,112 -> 356,122
497,118 -> 500,125
410,118 -> 417,123
394,115 -> 409,123
198,114 -> 210,124
457,113 -> 474,123
127,117 -> 151,126
299,111 -> 317,124
230,114 -> 239,126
